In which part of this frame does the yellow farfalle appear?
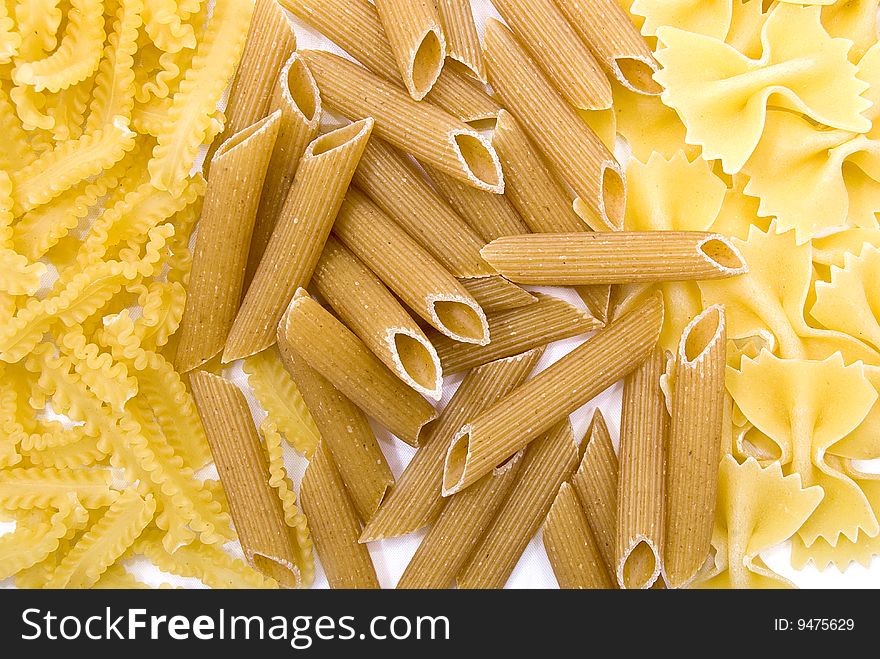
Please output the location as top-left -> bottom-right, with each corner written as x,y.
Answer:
812,227 -> 880,267
612,80 -> 697,161
821,0 -> 879,62
632,0 -> 733,39
827,366 -> 880,460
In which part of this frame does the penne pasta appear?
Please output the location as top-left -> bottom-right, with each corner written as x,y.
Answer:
190,372 -> 312,589
175,112 -> 281,373
351,137 -> 493,278
616,347 -> 667,589
481,232 -> 749,285
544,482 -> 615,589
300,443 -> 380,589
556,0 -> 661,95
359,348 -> 544,542
224,118 -> 373,362
312,236 -> 443,400
437,0 -> 487,82
374,0 -> 446,100
457,420 -> 579,588
459,276 -> 537,314
397,450 -> 525,589
280,348 -> 394,522
483,20 -> 624,231
333,188 -> 490,346
443,294 -> 663,495
277,290 -> 437,448
664,306 -> 727,588
429,293 -> 601,374
245,53 -> 322,289
300,50 -> 503,193
489,0 -> 611,111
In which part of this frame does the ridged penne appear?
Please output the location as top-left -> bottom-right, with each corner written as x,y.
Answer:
333,188 -> 490,346
175,112 -> 281,373
458,276 -> 537,314
374,0 -> 445,100
443,295 -> 663,495
301,443 -> 380,589
616,347 -> 666,589
278,290 -> 437,448
314,236 -> 443,400
458,421 -> 579,588
484,20 -> 624,231
397,450 -> 525,589
225,118 -> 373,362
429,293 -> 601,374
359,348 -> 543,542
190,371 -> 312,588
437,0 -> 486,81
481,232 -> 749,285
301,50 -> 503,192
664,306 -> 727,588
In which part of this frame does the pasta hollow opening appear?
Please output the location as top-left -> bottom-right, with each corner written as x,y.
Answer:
433,299 -> 488,344
698,237 -> 747,273
443,432 -> 470,493
285,57 -> 319,121
311,121 -> 369,156
684,307 -> 722,362
454,133 -> 502,190
616,58 -> 662,95
253,553 -> 300,588
412,29 -> 444,98
621,541 -> 659,589
213,112 -> 279,159
393,332 -> 441,396
601,167 -> 625,229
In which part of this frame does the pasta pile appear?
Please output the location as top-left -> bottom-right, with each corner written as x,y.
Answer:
2,0 -> 880,590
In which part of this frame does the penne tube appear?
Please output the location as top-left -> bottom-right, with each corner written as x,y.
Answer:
484,20 -> 624,231
489,0 -> 611,111
457,420 -> 579,588
374,0 -> 446,100
443,294 -> 663,495
571,409 -> 618,571
397,450 -> 525,589
359,348 -> 544,542
277,290 -> 437,447
190,372 -> 312,588
175,112 -> 281,373
555,0 -> 661,96
313,236 -> 443,400
544,482 -> 615,589
664,306 -> 726,589
245,53 -> 322,290
278,0 -> 499,122
300,50 -> 503,193
300,443 -> 380,588
333,188 -> 490,345
481,232 -> 749,285
429,293 -> 601,374
459,276 -> 537,313
352,138 -> 493,278
280,348 -> 395,523
616,346 -> 667,590
224,118 -> 374,362
437,0 -> 487,82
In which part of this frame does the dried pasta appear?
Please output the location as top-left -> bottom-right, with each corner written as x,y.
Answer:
436,0 -> 486,82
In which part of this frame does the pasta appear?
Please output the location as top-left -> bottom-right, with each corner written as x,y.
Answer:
374,0 -> 445,100
458,276 -> 537,314
436,0 -> 486,82
611,80 -> 696,162
277,290 -> 438,448
224,118 -> 374,362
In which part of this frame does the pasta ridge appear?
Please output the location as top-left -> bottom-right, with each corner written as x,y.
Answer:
0,466 -> 117,510
142,0 -> 198,53
0,499 -> 89,579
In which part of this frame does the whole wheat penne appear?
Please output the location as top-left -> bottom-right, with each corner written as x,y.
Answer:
437,0 -> 487,82
313,236 -> 443,400
555,0 -> 661,96
484,20 -> 624,231
175,113 -> 281,373
616,346 -> 667,590
278,0 -> 499,122
457,420 -> 579,588
481,232 -> 749,285
489,0 -> 611,111
190,372 -> 312,588
277,290 -> 437,447
359,348 -> 544,542
374,0 -> 446,100
544,482 -> 615,589
352,138 -> 493,278
301,443 -> 380,589
300,50 -> 503,193
333,188 -> 490,346
664,306 -> 726,588
224,118 -> 374,362
245,53 -> 322,290
429,293 -> 601,374
443,294 -> 663,495
397,450 -> 525,589
459,276 -> 537,313
280,348 -> 394,522
571,409 -> 618,571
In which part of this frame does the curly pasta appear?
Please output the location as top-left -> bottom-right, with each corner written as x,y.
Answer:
57,325 -> 138,409
0,466 -> 118,510
142,0 -> 197,53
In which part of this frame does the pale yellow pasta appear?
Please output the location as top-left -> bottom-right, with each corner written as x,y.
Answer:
142,0 -> 198,53
374,0 -> 445,100
631,0 -> 733,39
0,467 -> 118,510
611,80 -> 696,162
436,0 -> 486,82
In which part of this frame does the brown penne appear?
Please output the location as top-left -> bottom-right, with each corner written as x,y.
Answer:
437,0 -> 487,82
459,276 -> 537,313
